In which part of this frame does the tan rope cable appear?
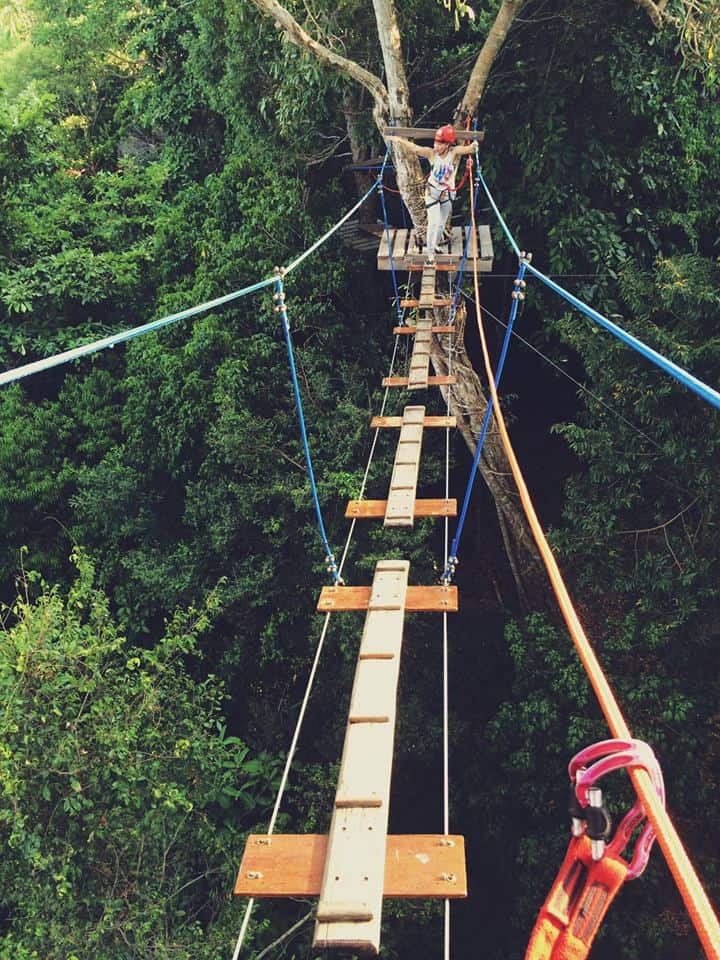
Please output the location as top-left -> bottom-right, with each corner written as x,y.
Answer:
467,176 -> 720,960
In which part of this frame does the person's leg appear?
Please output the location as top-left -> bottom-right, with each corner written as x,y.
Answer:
435,199 -> 452,253
425,200 -> 443,260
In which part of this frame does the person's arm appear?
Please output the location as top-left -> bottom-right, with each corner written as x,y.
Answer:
453,142 -> 478,156
385,135 -> 433,159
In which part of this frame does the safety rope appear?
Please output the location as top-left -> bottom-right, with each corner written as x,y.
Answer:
442,198 -> 524,583
273,271 -> 339,583
466,171 -> 720,960
0,276 -> 276,388
1,178 -> 382,388
378,144 -> 404,325
232,332 -> 404,959
525,263 -> 720,411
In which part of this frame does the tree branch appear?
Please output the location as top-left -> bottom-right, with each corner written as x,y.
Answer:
632,0 -> 667,28
458,0 -> 528,116
247,0 -> 390,120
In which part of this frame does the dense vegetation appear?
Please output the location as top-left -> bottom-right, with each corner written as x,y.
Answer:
0,1 -> 718,958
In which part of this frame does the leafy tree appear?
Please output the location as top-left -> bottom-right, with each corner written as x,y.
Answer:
0,549 -> 280,958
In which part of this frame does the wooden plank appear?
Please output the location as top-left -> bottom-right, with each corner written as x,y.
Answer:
382,375 -> 456,387
384,124 -> 484,143
450,226 -> 465,258
345,498 -> 457,518
314,560 -> 409,952
234,834 -> 467,898
392,228 -> 407,263
407,324 -> 432,391
407,262 -> 464,272
400,298 -> 452,308
479,223 -> 493,262
393,325 -> 455,335
377,228 -> 392,261
370,416 -> 456,428
385,404 -> 424,525
317,585 -> 458,613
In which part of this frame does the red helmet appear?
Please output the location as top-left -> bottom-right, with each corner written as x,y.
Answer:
434,124 -> 456,145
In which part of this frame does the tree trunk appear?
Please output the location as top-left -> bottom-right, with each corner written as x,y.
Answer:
430,301 -> 549,612
342,88 -> 377,220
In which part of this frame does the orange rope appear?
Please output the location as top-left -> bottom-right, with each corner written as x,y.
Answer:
466,180 -> 720,960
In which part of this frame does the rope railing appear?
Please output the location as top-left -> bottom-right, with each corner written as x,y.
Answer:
0,177 -> 382,388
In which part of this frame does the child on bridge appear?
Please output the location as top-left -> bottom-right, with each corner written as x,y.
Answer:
386,124 -> 476,266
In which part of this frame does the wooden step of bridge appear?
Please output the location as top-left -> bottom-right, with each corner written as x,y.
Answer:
400,297 -> 452,309
345,499 -> 456,519
317,584 -> 458,613
394,324 -> 454,335
385,406 -> 424,525
382,375 -> 456,388
234,833 -> 467,898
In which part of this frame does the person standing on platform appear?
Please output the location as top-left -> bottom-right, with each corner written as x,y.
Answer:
385,124 -> 477,266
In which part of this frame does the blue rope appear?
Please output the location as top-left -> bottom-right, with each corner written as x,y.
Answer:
443,260 -> 527,583
378,145 -> 403,325
449,173 -> 483,323
476,165 -> 522,259
525,264 -> 720,412
274,273 -> 340,583
0,276 -> 275,388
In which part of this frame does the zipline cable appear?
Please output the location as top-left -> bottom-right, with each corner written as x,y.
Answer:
474,169 -> 720,413
469,293 -> 667,455
467,167 -> 720,960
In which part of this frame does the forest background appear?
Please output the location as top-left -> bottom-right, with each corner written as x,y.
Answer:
0,0 -> 719,958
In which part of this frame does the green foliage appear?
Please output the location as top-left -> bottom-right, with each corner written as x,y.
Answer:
0,549 -> 280,958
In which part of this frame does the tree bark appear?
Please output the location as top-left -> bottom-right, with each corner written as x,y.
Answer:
632,0 -> 668,28
430,302 -> 548,612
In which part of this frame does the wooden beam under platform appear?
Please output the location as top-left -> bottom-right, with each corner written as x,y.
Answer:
378,226 -> 493,272
400,298 -> 452,308
394,325 -> 455,335
234,834 -> 467,898
382,375 -> 456,387
317,585 -> 458,613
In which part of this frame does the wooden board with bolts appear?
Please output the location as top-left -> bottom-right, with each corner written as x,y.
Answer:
234,834 -> 467,898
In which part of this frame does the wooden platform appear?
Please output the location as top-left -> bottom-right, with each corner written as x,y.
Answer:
235,834 -> 467,898
317,585 -> 458,613
378,226 -> 493,272
400,298 -> 452,308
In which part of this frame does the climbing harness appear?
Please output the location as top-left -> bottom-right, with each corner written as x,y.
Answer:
526,739 -> 664,960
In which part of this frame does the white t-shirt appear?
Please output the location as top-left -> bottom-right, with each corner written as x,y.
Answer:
428,148 -> 459,194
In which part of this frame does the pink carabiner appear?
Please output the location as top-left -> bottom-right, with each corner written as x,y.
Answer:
568,738 -> 665,880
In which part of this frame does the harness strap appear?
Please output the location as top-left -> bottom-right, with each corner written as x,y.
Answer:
525,835 -> 628,960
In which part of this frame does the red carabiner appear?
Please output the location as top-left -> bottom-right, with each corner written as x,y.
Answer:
568,738 -> 665,879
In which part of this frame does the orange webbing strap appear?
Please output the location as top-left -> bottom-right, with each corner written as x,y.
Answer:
525,836 -> 627,960
466,186 -> 720,958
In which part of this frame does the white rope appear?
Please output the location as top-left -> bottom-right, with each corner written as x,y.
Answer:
231,324 -> 402,960
284,180 -> 379,277
441,271 -> 456,960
